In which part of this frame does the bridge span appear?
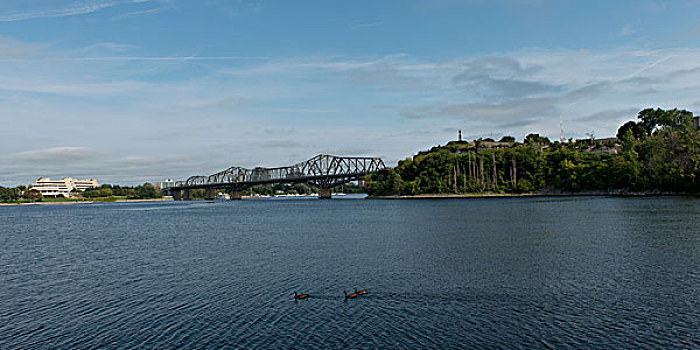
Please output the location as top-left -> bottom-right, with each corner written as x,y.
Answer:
167,154 -> 386,200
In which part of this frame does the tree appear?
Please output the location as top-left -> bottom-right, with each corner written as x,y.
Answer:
0,187 -> 21,202
135,183 -> 157,199
365,168 -> 404,196
499,136 -> 516,143
663,108 -> 694,130
99,187 -> 113,197
524,133 -> 550,146
620,129 -> 638,154
638,108 -> 664,136
616,121 -> 645,140
23,189 -> 42,202
638,108 -> 694,135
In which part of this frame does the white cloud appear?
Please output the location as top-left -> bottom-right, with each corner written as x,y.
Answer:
0,146 -> 207,186
3,37 -> 700,185
0,0 -> 154,22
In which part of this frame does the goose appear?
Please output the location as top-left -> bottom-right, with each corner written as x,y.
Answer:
344,290 -> 358,300
293,290 -> 310,300
355,287 -> 367,295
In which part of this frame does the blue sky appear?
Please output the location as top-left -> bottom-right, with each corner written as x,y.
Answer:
2,0 -> 700,186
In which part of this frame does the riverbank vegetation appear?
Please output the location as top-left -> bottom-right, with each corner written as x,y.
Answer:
0,183 -> 163,204
187,182 -> 366,198
82,183 -> 161,200
0,187 -> 24,203
366,108 -> 700,196
242,183 -> 364,196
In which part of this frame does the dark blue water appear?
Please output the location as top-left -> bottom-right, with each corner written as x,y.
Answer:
1,196 -> 698,349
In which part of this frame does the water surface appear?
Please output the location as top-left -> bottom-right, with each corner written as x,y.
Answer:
1,196 -> 698,349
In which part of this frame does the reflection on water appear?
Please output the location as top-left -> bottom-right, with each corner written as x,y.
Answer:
1,197 -> 698,349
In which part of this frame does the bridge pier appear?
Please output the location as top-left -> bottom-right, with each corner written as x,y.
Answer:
318,188 -> 332,199
183,189 -> 192,200
229,191 -> 242,200
172,190 -> 182,201
205,188 -> 216,200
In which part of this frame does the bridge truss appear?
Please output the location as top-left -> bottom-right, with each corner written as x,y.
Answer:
170,154 -> 386,195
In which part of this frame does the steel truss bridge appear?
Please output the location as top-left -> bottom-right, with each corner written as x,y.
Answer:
167,154 -> 386,200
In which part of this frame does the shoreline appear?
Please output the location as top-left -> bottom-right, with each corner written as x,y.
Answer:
4,191 -> 700,205
0,198 -> 174,206
368,190 -> 700,199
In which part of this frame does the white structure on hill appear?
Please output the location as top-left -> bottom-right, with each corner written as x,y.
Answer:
30,177 -> 99,198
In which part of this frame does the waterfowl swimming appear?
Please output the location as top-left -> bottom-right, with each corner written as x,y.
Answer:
355,287 -> 367,295
294,290 -> 310,300
344,290 -> 358,299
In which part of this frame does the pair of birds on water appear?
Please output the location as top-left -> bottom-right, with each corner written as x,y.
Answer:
293,287 -> 367,300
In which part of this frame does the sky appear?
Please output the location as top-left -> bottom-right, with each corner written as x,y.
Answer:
2,0 -> 700,186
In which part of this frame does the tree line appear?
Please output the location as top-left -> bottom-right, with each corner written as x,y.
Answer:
0,183 -> 163,203
82,183 -> 161,199
184,182 -> 365,199
365,108 -> 700,196
0,187 -> 24,203
1,180 -> 367,203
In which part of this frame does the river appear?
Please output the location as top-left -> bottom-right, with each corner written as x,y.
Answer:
1,196 -> 698,349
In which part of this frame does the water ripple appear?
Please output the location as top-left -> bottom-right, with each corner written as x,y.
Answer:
0,197 -> 699,349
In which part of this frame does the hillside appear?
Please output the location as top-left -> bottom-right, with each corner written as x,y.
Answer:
365,108 -> 700,196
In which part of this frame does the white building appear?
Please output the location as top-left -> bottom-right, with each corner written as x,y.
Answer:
155,179 -> 175,190
30,177 -> 99,198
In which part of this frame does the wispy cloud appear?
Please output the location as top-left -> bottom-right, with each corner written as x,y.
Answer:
451,57 -> 559,100
205,0 -> 262,18
348,21 -> 384,32
400,97 -> 555,129
620,55 -> 673,81
257,140 -> 301,149
620,25 -> 636,36
571,108 -> 639,123
0,0 -> 153,22
255,107 -> 340,114
79,42 -> 140,54
13,146 -> 103,162
0,36 -> 48,58
0,55 -> 270,62
111,5 -> 169,21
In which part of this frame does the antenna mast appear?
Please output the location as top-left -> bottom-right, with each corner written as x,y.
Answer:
559,116 -> 564,142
